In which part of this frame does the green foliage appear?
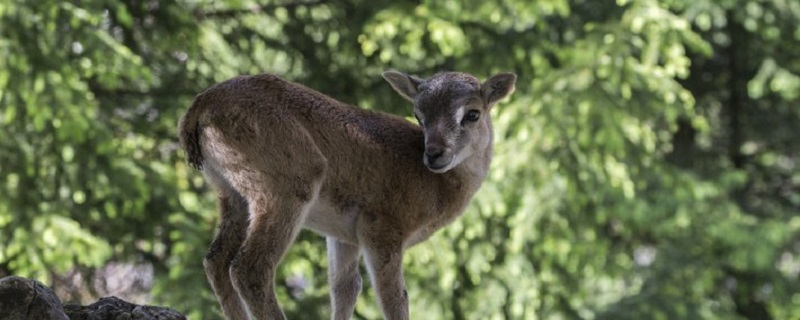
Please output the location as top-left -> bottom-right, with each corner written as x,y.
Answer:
1,0 -> 799,319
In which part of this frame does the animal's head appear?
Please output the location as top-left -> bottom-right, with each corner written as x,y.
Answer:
383,71 -> 516,173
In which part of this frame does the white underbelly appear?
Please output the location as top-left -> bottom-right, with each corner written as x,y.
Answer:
302,199 -> 359,245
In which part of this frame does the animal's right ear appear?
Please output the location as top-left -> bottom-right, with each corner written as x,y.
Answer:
382,71 -> 424,102
482,73 -> 517,106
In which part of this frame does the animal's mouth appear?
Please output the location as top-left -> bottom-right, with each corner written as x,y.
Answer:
424,155 -> 454,173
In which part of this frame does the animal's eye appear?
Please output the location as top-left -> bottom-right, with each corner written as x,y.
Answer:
462,109 -> 481,123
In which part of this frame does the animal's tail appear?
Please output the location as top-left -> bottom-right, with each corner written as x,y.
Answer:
178,94 -> 206,170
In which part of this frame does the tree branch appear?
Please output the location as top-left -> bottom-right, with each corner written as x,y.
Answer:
90,86 -> 199,98
194,0 -> 329,19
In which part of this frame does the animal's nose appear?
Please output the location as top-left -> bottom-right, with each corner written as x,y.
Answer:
425,146 -> 446,162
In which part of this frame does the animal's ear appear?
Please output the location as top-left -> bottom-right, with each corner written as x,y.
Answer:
382,71 -> 424,102
481,72 -> 517,106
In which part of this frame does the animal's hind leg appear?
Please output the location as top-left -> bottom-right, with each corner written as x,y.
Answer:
203,124 -> 328,320
231,192 -> 319,320
202,172 -> 249,319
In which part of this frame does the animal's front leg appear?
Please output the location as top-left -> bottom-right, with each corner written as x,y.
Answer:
363,241 -> 409,320
327,237 -> 362,320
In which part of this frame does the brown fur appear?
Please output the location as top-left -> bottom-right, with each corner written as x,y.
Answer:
178,71 -> 516,320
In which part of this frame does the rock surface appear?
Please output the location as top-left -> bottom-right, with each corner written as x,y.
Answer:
64,296 -> 186,320
0,276 -> 186,320
0,275 -> 69,320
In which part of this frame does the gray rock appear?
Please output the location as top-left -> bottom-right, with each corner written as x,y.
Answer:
0,275 -> 186,320
0,275 -> 69,320
63,296 -> 186,320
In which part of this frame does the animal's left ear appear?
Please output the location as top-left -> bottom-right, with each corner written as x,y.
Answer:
383,70 -> 425,102
481,73 -> 517,106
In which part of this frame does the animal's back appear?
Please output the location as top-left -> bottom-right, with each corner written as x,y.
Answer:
179,74 -> 426,179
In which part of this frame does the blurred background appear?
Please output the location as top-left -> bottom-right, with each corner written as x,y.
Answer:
1,0 -> 799,319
